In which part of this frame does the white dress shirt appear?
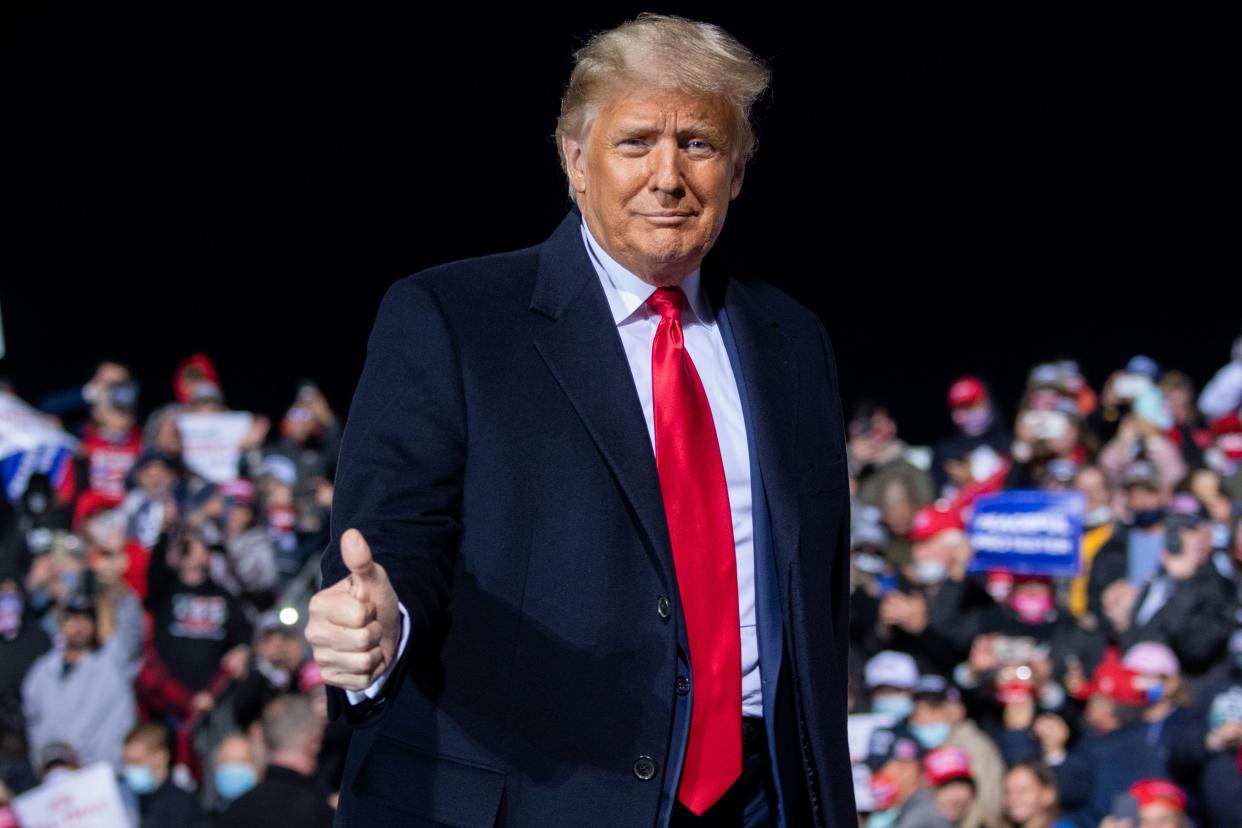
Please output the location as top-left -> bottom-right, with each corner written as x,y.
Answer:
348,218 -> 762,718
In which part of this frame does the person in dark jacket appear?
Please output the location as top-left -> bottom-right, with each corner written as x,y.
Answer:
1166,629 -> 1242,827
1115,495 -> 1236,682
121,721 -> 201,827
223,693 -> 333,827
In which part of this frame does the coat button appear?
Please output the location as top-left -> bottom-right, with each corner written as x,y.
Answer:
656,595 -> 671,620
675,676 -> 690,696
633,755 -> 657,780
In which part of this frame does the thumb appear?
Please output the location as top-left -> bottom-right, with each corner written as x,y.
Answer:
342,528 -> 379,593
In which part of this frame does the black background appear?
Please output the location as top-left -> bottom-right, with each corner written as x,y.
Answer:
6,7 -> 1239,444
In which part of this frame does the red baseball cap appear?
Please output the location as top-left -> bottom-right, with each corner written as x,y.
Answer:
1129,778 -> 1186,812
1075,658 -> 1146,706
948,377 -> 987,409
924,747 -> 972,786
910,505 -> 965,542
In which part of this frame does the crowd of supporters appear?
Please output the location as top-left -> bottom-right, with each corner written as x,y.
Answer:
0,334 -> 1240,826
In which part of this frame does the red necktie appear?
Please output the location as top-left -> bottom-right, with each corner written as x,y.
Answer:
646,285 -> 742,815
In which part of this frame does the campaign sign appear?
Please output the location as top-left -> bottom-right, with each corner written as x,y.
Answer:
966,489 -> 1085,576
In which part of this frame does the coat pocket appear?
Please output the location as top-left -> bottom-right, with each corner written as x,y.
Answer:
352,733 -> 506,827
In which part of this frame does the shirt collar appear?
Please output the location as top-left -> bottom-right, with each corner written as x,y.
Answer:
579,217 -> 712,328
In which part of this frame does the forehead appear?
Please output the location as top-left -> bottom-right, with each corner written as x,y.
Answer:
594,85 -> 732,129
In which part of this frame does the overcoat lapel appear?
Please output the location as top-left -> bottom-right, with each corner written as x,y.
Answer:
529,208 -> 802,592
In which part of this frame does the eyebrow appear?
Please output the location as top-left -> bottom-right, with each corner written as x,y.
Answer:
610,121 -> 729,144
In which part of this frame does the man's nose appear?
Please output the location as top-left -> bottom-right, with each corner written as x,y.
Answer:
647,138 -> 684,195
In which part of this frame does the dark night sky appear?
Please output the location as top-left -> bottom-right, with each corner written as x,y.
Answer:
5,7 -> 1239,445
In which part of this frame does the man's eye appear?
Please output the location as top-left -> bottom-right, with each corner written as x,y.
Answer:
687,139 -> 715,154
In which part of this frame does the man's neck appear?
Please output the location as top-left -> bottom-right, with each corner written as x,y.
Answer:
268,750 -> 315,777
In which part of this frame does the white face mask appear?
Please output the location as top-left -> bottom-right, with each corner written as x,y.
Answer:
1085,505 -> 1113,528
914,559 -> 948,585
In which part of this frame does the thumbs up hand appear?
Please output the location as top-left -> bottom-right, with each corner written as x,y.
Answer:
307,528 -> 402,692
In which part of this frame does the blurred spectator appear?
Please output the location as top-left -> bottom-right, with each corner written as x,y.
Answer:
1159,371 -> 1210,472
145,524 -> 252,699
121,721 -> 201,826
209,732 -> 260,812
850,400 -> 935,516
258,383 -> 340,522
1028,653 -> 1168,826
0,574 -> 50,740
222,693 -> 333,827
923,746 -> 976,826
910,675 -> 1004,828
1099,778 -> 1189,828
1068,465 -> 1126,619
931,376 -> 1012,500
1168,628 -> 1242,826
213,479 -> 277,601
1001,760 -> 1070,828
36,361 -> 131,434
866,651 -> 919,723
1204,412 -> 1242,502
121,449 -> 183,552
1098,409 -> 1188,504
1196,333 -> 1242,420
1115,494 -> 1235,680
20,593 -> 136,773
232,611 -> 306,730
864,728 -> 947,827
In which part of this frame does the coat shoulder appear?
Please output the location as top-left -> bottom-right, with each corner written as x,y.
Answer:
389,241 -> 544,307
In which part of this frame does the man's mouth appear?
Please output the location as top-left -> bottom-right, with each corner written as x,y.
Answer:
640,211 -> 696,225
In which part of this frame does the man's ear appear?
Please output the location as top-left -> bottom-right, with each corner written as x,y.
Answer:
729,153 -> 746,200
563,136 -> 588,195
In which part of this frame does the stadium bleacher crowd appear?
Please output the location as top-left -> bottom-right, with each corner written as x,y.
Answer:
1,335 -> 1241,826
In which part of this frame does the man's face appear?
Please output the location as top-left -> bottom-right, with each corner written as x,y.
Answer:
563,85 -> 744,285
1075,467 -> 1109,511
1003,767 -> 1049,825
121,740 -> 169,785
1138,803 -> 1182,828
933,780 -> 974,823
1126,485 -> 1163,514
61,613 -> 94,651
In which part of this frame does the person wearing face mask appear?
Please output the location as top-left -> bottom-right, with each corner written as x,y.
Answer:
1115,494 -> 1236,682
1068,465 -> 1126,620
977,575 -> 1104,686
0,574 -> 51,742
1090,461 -> 1170,639
207,732 -> 261,813
865,651 -> 919,724
862,730 -> 947,828
909,675 -> 1004,828
1114,641 -> 1200,815
879,507 -> 993,677
1030,655 -> 1167,826
1165,628 -> 1242,827
121,721 -> 200,827
931,377 -> 1012,501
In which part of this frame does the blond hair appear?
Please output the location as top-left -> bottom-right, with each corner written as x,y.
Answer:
554,13 -> 772,200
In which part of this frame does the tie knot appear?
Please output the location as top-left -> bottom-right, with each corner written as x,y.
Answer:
646,286 -> 688,321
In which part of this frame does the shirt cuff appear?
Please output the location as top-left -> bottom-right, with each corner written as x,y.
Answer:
344,600 -> 409,705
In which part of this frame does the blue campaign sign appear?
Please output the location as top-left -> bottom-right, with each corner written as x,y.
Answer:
966,490 -> 1085,576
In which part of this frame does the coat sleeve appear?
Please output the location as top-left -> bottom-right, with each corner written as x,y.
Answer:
319,275 -> 468,727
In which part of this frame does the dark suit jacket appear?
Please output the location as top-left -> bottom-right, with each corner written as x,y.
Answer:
319,205 -> 856,826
